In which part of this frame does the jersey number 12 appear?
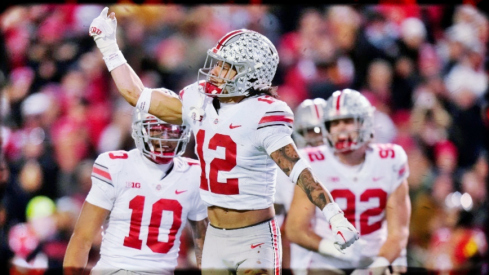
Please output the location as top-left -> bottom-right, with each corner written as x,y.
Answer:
196,130 -> 240,195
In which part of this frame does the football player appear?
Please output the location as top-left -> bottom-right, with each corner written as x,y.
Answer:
88,8 -> 359,274
283,89 -> 411,275
63,107 -> 208,275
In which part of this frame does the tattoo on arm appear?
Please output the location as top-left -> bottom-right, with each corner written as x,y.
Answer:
188,218 -> 208,268
270,143 -> 300,176
271,144 -> 333,209
297,168 -> 333,209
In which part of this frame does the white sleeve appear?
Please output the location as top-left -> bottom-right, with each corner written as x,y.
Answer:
187,195 -> 208,221
85,177 -> 116,211
258,125 -> 295,155
85,155 -> 117,211
255,100 -> 295,155
392,145 -> 409,190
186,167 -> 208,221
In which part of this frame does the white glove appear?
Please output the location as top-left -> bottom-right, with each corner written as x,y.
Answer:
89,7 -> 127,71
350,257 -> 391,275
318,238 -> 347,257
89,7 -> 119,56
322,202 -> 360,252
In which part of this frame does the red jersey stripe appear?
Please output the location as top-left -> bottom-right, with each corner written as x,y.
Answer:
271,219 -> 280,275
259,115 -> 293,124
92,166 -> 112,181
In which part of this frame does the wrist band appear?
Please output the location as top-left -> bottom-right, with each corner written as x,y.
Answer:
322,202 -> 343,222
289,157 -> 311,183
136,88 -> 153,113
103,50 -> 127,72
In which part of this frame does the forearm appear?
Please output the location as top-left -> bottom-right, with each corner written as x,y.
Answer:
286,225 -> 322,252
270,144 -> 333,210
380,180 -> 411,263
111,63 -> 145,107
189,219 -> 208,268
377,232 -> 409,263
63,235 -> 92,274
297,168 -> 333,209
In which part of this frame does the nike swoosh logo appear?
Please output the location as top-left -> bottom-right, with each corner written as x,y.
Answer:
175,190 -> 188,195
337,231 -> 346,243
251,243 -> 264,249
229,124 -> 242,129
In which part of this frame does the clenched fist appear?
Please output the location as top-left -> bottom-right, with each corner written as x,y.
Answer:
322,202 -> 360,252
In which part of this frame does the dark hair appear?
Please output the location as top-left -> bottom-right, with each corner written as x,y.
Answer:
246,86 -> 279,99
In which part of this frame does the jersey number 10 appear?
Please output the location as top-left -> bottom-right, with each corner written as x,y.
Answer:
123,196 -> 183,254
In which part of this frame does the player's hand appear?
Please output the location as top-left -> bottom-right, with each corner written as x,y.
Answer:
318,238 -> 347,257
329,212 -> 360,251
351,257 -> 391,275
89,7 -> 119,57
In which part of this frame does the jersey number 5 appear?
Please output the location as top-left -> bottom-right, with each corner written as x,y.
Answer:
196,130 -> 239,195
123,196 -> 183,254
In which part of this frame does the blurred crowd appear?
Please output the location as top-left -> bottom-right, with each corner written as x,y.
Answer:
0,4 -> 488,274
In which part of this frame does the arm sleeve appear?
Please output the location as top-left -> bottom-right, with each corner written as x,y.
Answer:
187,197 -> 208,221
85,155 -> 117,211
255,100 -> 295,155
259,126 -> 295,155
187,167 -> 209,221
392,145 -> 410,190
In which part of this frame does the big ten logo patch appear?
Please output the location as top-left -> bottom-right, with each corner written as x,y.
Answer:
126,182 -> 141,188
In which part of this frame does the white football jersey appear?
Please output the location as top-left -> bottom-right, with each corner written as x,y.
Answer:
85,149 -> 207,273
179,82 -> 294,210
276,143 -> 409,268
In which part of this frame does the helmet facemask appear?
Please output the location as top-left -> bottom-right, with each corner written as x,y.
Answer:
132,109 -> 190,164
198,51 -> 250,97
293,98 -> 328,148
197,29 -> 279,97
325,116 -> 370,153
323,89 -> 375,153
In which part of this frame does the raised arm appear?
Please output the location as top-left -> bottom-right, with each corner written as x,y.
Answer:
89,7 -> 183,124
110,65 -> 183,124
188,218 -> 209,268
271,143 -> 359,251
63,201 -> 110,275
